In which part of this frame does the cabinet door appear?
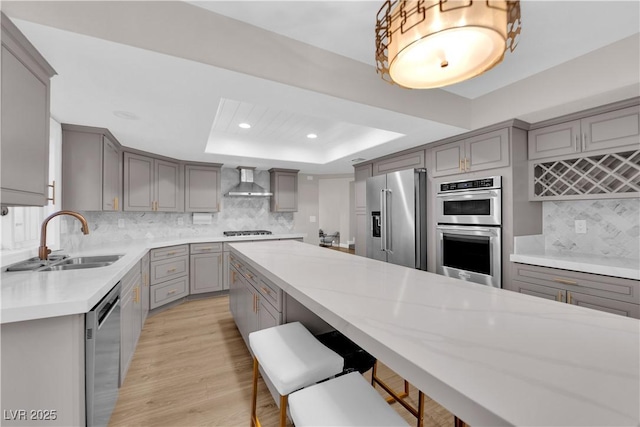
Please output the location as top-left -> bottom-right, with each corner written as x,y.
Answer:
190,252 -> 223,294
185,164 -> 220,212
432,141 -> 464,177
528,120 -> 581,160
257,297 -> 280,331
123,152 -> 154,211
155,159 -> 181,212
272,172 -> 298,212
120,287 -> 134,385
373,150 -> 424,176
102,137 -> 120,211
513,280 -> 564,302
354,164 -> 372,212
355,212 -> 367,257
582,105 -> 640,153
1,45 -> 50,206
465,128 -> 509,172
141,253 -> 150,324
223,251 -> 230,290
568,291 -> 640,318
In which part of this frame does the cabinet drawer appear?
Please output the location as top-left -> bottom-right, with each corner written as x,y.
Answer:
150,256 -> 188,285
512,263 -> 639,304
190,242 -> 223,254
150,245 -> 189,261
229,253 -> 283,311
150,276 -> 188,309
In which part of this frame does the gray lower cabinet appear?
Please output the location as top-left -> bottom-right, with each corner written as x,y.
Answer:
185,164 -> 222,212
528,105 -> 640,160
190,243 -> 224,294
149,245 -> 189,309
228,252 -> 283,347
269,168 -> 299,212
61,124 -> 122,211
141,252 -> 150,324
120,260 -> 143,385
1,13 -> 56,207
432,128 -> 510,177
123,152 -> 182,212
512,263 -> 640,318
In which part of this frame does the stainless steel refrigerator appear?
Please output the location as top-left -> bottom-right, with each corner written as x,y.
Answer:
366,168 -> 427,270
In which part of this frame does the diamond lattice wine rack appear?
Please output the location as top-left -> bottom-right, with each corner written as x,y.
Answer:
532,149 -> 640,200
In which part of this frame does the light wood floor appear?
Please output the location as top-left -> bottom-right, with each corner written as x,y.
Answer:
109,296 -> 453,426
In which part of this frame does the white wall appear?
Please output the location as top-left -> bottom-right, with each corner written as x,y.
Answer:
318,176 -> 353,248
294,174 -> 320,246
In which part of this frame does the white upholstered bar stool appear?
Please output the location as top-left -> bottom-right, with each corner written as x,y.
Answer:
289,371 -> 409,426
248,322 -> 344,427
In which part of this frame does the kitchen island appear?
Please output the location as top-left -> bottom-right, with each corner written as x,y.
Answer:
228,240 -> 640,427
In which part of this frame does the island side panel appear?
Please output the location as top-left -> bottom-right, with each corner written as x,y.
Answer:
1,314 -> 85,426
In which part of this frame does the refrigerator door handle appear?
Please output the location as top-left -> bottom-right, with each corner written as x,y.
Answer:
385,189 -> 392,253
380,189 -> 386,252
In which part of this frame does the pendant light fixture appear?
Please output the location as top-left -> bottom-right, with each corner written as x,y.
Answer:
376,0 -> 521,89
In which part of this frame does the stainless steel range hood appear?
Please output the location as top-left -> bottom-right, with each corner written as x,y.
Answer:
226,166 -> 273,197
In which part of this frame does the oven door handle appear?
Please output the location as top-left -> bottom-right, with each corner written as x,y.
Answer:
436,190 -> 498,199
436,225 -> 499,235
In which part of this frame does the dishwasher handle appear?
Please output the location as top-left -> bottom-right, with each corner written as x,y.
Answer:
98,297 -> 120,328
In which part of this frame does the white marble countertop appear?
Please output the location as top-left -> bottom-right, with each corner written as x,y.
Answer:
229,240 -> 640,427
0,233 -> 304,324
510,235 -> 640,280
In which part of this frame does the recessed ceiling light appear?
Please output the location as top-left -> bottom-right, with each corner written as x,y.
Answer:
113,110 -> 139,120
306,133 -> 318,139
238,123 -> 251,129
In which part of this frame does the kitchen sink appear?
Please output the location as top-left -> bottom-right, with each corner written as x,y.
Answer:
5,254 -> 123,272
39,262 -> 115,271
54,255 -> 123,265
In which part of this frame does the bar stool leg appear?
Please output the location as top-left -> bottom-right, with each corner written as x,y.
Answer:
279,395 -> 288,427
371,360 -> 425,427
251,357 -> 260,427
454,416 -> 469,427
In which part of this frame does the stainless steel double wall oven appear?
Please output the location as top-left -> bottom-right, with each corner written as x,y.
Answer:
436,176 -> 502,288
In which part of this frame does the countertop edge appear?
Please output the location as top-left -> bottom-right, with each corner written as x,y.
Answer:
510,253 -> 640,280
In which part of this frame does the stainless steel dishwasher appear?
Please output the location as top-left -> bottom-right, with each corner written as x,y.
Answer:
86,283 -> 121,427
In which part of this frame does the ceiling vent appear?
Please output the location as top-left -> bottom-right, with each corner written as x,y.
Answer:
226,166 -> 273,197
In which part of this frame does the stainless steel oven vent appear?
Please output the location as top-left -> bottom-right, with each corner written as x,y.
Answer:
226,166 -> 273,197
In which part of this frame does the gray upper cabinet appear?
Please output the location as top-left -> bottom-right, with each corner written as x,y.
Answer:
269,168 -> 299,212
353,163 -> 372,257
372,150 -> 425,176
185,163 -> 222,212
123,152 -> 182,212
61,124 -> 122,211
432,128 -> 509,177
528,105 -> 640,160
1,13 -> 56,207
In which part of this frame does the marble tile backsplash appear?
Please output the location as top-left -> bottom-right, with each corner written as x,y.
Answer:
59,168 -> 294,250
543,198 -> 639,259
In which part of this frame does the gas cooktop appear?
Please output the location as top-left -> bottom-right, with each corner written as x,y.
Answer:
223,230 -> 273,237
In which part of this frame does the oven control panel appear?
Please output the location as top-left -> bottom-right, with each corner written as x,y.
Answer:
439,176 -> 501,193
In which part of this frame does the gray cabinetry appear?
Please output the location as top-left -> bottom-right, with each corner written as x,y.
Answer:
432,128 -> 509,177
354,164 -> 372,256
141,252 -> 150,324
228,251 -> 283,347
61,124 -> 122,211
269,168 -> 299,212
123,152 -> 182,212
149,245 -> 189,309
512,263 -> 640,318
120,260 -> 143,385
190,242 -> 224,294
1,13 -> 56,207
185,163 -> 222,212
528,105 -> 640,160
373,150 -> 425,176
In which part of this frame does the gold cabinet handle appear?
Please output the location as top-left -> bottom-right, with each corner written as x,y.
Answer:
582,133 -> 587,151
557,291 -> 564,302
234,263 -> 241,269
260,286 -> 272,296
231,270 -> 236,282
568,291 -> 573,304
47,181 -> 56,205
553,278 -> 577,286
465,158 -> 469,172
459,159 -> 464,171
114,197 -> 119,210
167,289 -> 177,295
166,251 -> 177,256
200,247 -> 213,251
167,267 -> 177,273
245,273 -> 254,280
